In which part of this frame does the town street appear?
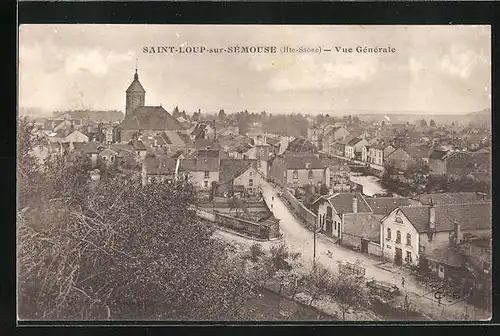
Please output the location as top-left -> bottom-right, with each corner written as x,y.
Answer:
256,179 -> 489,320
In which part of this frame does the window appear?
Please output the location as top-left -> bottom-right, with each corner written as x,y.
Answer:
386,228 -> 392,240
110,156 -> 115,163
249,171 -> 254,176
249,179 -> 253,187
406,233 -> 412,246
293,170 -> 298,179
308,170 -> 313,179
395,216 -> 403,224
203,181 -> 209,188
204,171 -> 210,178
396,231 -> 402,244
102,156 -> 107,161
406,251 -> 412,263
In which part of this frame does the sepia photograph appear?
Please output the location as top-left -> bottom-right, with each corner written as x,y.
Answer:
17,24 -> 492,322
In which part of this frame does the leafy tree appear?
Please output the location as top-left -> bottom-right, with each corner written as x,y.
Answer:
420,119 -> 428,127
329,261 -> 368,320
430,119 -> 436,127
18,122 -> 255,320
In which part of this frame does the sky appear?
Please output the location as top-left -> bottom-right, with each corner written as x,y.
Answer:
19,25 -> 491,115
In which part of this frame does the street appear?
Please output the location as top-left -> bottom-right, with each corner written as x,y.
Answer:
256,179 -> 489,320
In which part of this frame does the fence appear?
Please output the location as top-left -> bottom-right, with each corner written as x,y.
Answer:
282,189 -> 317,230
368,242 -> 382,257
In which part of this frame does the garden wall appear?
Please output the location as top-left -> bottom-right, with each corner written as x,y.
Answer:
282,189 -> 317,230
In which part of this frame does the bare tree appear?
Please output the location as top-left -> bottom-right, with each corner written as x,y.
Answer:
328,261 -> 369,320
304,264 -> 331,306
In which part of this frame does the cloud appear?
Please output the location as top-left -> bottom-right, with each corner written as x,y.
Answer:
267,54 -> 379,92
438,46 -> 480,79
64,49 -> 134,77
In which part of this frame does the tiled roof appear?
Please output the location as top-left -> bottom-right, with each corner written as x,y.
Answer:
405,146 -> 430,159
347,137 -> 363,146
183,157 -> 219,172
144,156 -> 178,175
219,159 -> 257,183
417,192 -> 485,205
197,149 -> 220,158
128,140 -> 147,150
426,246 -> 464,268
428,149 -> 448,160
195,138 -> 221,150
342,213 -> 381,242
398,202 -> 491,234
121,106 -> 185,131
365,197 -> 410,216
283,152 -> 325,170
175,132 -> 193,146
325,192 -> 372,214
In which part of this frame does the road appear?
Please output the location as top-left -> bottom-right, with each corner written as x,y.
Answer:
256,179 -> 489,320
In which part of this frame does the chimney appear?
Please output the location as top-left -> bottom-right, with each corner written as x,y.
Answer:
352,195 -> 358,213
428,197 -> 435,230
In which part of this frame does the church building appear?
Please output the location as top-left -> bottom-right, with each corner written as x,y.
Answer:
120,69 -> 186,142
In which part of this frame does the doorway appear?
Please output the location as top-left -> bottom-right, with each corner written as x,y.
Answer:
438,265 -> 445,279
395,248 -> 403,266
326,220 -> 333,236
361,239 -> 369,253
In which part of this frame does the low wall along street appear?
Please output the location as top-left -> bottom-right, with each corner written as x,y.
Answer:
195,208 -> 280,240
282,189 -> 317,230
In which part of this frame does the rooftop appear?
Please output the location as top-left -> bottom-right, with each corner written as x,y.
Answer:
398,202 -> 491,234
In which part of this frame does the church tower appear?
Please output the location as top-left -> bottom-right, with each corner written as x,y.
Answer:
125,67 -> 146,117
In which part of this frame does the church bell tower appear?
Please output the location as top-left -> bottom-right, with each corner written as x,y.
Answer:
125,64 -> 146,117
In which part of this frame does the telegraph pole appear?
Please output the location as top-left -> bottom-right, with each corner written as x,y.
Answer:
313,219 -> 317,268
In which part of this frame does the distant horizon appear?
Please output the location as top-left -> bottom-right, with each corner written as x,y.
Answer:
19,106 -> 490,117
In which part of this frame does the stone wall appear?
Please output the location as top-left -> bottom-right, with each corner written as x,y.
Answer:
282,189 -> 317,230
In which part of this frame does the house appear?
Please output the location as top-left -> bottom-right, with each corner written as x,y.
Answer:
218,126 -> 239,137
190,121 -> 216,140
314,192 -> 372,239
385,148 -> 411,171
307,125 -> 323,150
364,197 -> 410,220
427,149 -> 449,175
98,147 -> 119,166
380,201 -> 492,266
47,129 -> 89,144
321,126 -> 350,152
218,159 -> 260,196
405,145 -> 431,163
121,69 -> 186,142
362,144 -> 386,165
345,137 -> 368,160
287,137 -> 317,153
330,138 -> 350,157
181,149 -> 221,190
268,152 -> 330,188
142,155 -> 185,185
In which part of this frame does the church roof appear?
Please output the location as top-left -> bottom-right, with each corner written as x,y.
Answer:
121,106 -> 186,131
126,71 -> 146,93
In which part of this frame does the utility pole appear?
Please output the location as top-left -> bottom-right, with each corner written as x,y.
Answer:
313,219 -> 317,268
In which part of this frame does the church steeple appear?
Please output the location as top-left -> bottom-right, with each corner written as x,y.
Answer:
126,63 -> 146,117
